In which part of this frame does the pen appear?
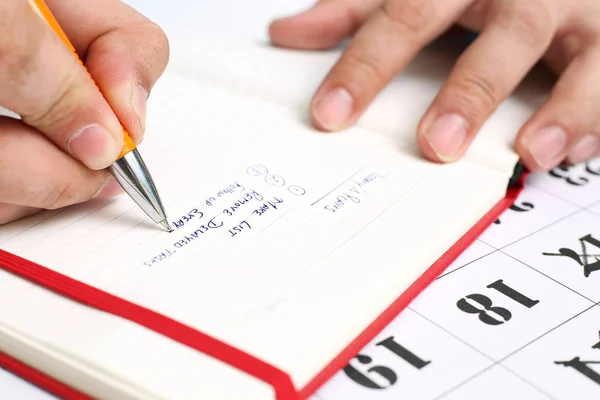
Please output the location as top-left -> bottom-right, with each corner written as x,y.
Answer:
28,0 -> 173,233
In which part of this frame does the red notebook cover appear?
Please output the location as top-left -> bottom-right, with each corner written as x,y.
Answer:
0,172 -> 527,400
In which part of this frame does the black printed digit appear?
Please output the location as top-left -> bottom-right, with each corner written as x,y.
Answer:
555,357 -> 600,386
486,279 -> 539,308
494,201 -> 534,224
456,294 -> 512,325
343,338 -> 430,390
555,334 -> 600,386
543,234 -> 600,277
457,279 -> 539,325
343,354 -> 397,389
509,201 -> 534,213
593,334 -> 600,350
585,161 -> 600,176
376,337 -> 431,369
549,165 -> 589,186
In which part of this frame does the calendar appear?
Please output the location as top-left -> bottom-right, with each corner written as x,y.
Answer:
3,157 -> 600,399
313,157 -> 600,400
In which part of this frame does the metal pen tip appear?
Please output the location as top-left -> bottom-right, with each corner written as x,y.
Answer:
159,219 -> 174,232
109,149 -> 173,233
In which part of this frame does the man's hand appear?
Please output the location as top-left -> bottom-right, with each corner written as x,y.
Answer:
0,0 -> 168,224
269,0 -> 600,172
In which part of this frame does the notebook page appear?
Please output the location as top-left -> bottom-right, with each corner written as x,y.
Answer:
0,68 -> 510,394
167,37 -> 551,176
0,274 -> 276,400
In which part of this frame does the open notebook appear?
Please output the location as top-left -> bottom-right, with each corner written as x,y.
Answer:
0,37 -> 549,399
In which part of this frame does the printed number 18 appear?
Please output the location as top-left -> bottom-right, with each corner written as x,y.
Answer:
457,279 -> 540,326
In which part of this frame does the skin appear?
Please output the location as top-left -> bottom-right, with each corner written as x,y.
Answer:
269,0 -> 600,172
0,0 -> 169,224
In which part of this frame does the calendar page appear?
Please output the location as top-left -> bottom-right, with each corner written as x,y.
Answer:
3,157 -> 600,399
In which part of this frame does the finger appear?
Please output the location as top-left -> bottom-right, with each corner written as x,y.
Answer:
566,134 -> 600,165
0,203 -> 40,226
417,0 -> 560,162
515,46 -> 600,171
46,0 -> 170,144
0,117 -> 123,209
456,0 -> 493,31
269,0 -> 384,50
0,0 -> 124,170
309,0 -> 474,132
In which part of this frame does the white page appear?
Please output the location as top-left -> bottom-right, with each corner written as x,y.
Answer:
0,277 -> 276,400
0,61 -> 512,397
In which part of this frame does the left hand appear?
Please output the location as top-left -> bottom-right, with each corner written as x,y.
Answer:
269,0 -> 600,172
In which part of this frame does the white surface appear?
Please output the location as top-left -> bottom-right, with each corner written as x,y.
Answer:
0,368 -> 56,399
124,0 -> 314,43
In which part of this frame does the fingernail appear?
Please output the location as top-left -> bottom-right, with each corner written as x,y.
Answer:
94,178 -> 124,199
312,88 -> 353,130
423,114 -> 468,162
567,134 -> 600,164
528,126 -> 567,169
132,82 -> 148,136
68,125 -> 120,170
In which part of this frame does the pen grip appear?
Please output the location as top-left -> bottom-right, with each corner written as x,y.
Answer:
29,0 -> 136,160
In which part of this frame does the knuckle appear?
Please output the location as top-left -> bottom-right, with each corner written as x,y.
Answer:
382,0 -> 434,35
99,20 -> 170,85
41,174 -> 76,210
36,167 -> 95,210
447,73 -> 500,117
502,1 -> 555,48
339,49 -> 387,91
143,21 -> 170,74
133,20 -> 170,64
26,72 -> 81,132
147,22 -> 170,59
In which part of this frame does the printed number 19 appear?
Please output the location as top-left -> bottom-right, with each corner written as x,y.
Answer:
343,336 -> 430,389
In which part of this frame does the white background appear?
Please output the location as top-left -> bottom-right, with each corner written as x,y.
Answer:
123,0 -> 315,44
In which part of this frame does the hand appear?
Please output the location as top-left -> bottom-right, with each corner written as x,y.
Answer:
269,0 -> 600,172
0,0 -> 169,224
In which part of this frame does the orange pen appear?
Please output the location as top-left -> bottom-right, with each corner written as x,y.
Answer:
28,0 -> 172,232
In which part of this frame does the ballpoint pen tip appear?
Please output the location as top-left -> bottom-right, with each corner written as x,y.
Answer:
159,220 -> 173,232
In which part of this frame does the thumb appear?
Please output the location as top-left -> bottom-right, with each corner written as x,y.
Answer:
269,0 -> 384,50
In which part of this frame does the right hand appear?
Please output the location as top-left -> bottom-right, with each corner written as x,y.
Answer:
0,0 -> 169,225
